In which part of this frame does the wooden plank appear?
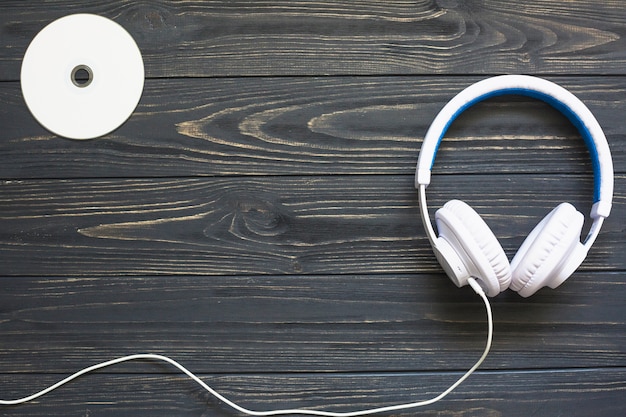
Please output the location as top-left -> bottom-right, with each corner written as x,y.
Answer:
0,272 -> 624,374
1,76 -> 624,179
0,367 -> 624,416
1,1 -> 625,79
0,174 -> 623,277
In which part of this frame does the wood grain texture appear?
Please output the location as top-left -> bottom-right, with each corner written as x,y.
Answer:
1,368 -> 625,417
1,76 -> 624,179
1,1 -> 625,416
0,272 -> 624,375
0,1 -> 625,79
0,174 -> 623,276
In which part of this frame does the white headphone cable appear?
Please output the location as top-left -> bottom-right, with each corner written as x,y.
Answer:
1,278 -> 492,416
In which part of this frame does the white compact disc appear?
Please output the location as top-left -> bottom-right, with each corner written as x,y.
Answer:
21,14 -> 144,139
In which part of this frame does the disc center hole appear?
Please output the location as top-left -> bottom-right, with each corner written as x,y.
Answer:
71,65 -> 93,87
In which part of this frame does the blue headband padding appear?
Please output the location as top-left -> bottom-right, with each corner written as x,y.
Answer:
429,88 -> 602,203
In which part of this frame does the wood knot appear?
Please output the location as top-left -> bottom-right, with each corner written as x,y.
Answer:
229,195 -> 289,240
122,4 -> 180,43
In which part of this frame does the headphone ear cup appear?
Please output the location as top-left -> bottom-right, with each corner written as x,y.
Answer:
435,200 -> 512,297
510,203 -> 585,297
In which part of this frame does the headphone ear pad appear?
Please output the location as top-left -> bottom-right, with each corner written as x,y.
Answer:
510,203 -> 585,297
435,200 -> 512,297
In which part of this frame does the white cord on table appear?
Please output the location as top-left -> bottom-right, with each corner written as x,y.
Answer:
1,277 -> 493,416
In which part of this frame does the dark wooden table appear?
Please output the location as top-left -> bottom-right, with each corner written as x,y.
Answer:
1,2 -> 624,416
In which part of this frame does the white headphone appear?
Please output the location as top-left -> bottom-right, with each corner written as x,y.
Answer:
416,75 -> 614,297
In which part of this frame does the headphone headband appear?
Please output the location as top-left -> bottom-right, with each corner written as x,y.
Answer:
415,75 -> 613,219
